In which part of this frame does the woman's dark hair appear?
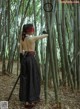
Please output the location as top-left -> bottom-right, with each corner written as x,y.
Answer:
22,24 -> 33,41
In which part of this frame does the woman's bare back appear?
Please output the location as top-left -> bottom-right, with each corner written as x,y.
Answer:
20,37 -> 35,52
20,34 -> 48,53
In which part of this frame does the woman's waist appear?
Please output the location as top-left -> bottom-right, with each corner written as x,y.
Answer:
22,50 -> 36,56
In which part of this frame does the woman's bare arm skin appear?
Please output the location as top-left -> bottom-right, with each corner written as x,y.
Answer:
19,34 -> 48,52
31,34 -> 48,41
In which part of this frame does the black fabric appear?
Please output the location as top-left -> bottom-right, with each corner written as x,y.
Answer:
42,31 -> 47,34
19,52 -> 41,102
20,53 -> 23,63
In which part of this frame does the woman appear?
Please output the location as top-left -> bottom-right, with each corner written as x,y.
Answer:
19,23 -> 48,108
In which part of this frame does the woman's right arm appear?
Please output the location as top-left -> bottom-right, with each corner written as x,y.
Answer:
31,34 -> 48,41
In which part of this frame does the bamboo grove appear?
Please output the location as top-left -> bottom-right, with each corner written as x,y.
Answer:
0,0 -> 80,103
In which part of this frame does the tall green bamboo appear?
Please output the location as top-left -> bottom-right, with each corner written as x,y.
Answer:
76,4 -> 80,89
73,4 -> 78,89
44,0 -> 59,102
0,0 -> 2,60
7,0 -> 11,73
56,2 -> 66,86
1,0 -> 7,74
33,0 -> 40,63
61,4 -> 74,90
52,25 -> 59,87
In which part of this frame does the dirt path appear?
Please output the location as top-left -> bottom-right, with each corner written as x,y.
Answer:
0,75 -> 80,109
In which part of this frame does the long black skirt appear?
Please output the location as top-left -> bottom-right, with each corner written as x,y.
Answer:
19,52 -> 41,102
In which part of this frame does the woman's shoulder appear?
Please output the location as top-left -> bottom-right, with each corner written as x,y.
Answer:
25,36 -> 35,41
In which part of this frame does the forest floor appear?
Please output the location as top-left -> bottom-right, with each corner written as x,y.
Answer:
0,63 -> 80,109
